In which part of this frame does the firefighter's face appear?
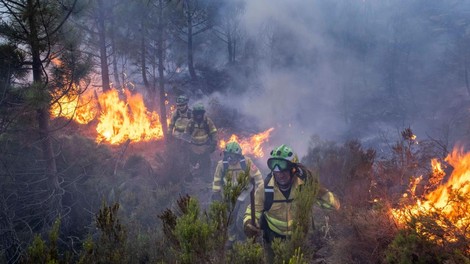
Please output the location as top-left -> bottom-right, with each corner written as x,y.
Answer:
226,153 -> 241,166
177,104 -> 187,111
194,110 -> 204,121
273,170 -> 293,191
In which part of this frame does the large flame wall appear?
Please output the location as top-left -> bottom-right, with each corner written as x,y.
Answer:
51,88 -> 165,144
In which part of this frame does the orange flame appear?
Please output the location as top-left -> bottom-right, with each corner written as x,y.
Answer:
219,128 -> 274,158
408,175 -> 423,197
51,88 -> 175,144
429,148 -> 470,209
96,89 -> 164,144
391,146 -> 470,242
51,57 -> 62,67
431,158 -> 444,175
50,85 -> 97,124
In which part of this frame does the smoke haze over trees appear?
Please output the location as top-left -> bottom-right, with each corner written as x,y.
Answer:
1,0 -> 470,263
229,0 -> 470,156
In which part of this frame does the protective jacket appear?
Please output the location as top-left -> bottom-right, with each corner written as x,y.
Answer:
212,156 -> 263,201
244,168 -> 340,236
168,109 -> 192,137
185,116 -> 217,154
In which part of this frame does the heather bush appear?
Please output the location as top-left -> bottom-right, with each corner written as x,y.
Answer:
328,205 -> 397,263
302,136 -> 375,207
158,166 -> 251,263
385,185 -> 470,263
78,202 -> 128,264
226,239 -> 264,264
19,219 -> 71,264
270,172 -> 319,264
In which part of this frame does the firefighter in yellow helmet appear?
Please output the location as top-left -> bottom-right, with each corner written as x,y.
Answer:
212,141 -> 263,244
168,95 -> 192,139
243,144 -> 340,260
165,95 -> 192,184
183,103 -> 218,187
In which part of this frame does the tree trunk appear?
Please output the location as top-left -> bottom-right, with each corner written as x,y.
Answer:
97,0 -> 110,91
112,53 -> 121,89
158,0 -> 168,139
232,38 -> 236,63
141,30 -> 149,88
37,108 -> 62,222
228,33 -> 233,64
187,11 -> 197,80
27,0 -> 61,224
110,11 -> 121,89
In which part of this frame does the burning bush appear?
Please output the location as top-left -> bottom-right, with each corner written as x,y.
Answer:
388,146 -> 470,262
302,130 -> 470,263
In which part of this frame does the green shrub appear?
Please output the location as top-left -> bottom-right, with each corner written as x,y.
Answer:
78,202 -> 128,264
271,172 -> 318,264
158,167 -> 252,263
288,247 -> 308,264
227,239 -> 264,264
20,218 -> 71,264
174,198 -> 213,263
385,229 -> 442,264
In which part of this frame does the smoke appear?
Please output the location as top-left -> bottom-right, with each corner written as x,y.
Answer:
208,0 -> 357,157
237,68 -> 347,157
207,0 -> 470,157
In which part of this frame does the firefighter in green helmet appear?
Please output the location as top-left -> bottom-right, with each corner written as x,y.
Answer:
212,141 -> 264,245
243,144 -> 340,261
183,102 -> 218,187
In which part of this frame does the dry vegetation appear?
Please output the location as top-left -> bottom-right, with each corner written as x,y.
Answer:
2,127 -> 470,263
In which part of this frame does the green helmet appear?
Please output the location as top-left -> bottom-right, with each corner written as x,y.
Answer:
225,141 -> 242,155
267,144 -> 298,171
192,103 -> 205,112
176,95 -> 189,105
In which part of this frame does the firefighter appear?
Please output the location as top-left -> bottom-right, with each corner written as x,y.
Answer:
212,141 -> 263,244
165,95 -> 192,184
167,95 -> 192,139
183,102 -> 218,185
243,144 -> 340,261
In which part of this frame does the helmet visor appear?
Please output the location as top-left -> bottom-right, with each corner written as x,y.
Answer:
224,152 -> 241,162
267,158 -> 290,171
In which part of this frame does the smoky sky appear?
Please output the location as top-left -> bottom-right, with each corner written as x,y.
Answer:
208,0 -> 470,157
213,0 -> 370,156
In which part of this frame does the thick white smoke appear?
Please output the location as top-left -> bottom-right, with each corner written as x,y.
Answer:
211,0 -> 351,157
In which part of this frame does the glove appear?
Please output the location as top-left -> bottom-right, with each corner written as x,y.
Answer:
244,222 -> 261,238
317,191 -> 341,210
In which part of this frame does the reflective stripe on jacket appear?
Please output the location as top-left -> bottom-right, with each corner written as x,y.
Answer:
244,176 -> 307,236
168,110 -> 192,137
243,170 -> 340,236
212,157 -> 263,197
